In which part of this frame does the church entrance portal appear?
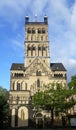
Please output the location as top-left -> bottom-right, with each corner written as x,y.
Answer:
35,113 -> 43,128
18,106 -> 28,127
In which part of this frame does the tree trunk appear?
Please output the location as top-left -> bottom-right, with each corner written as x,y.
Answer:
51,108 -> 54,126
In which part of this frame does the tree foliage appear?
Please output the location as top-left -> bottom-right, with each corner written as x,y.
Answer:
68,75 -> 76,89
32,83 -> 76,125
32,91 -> 44,110
0,86 -> 9,128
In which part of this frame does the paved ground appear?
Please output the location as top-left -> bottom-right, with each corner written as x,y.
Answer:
0,128 -> 76,130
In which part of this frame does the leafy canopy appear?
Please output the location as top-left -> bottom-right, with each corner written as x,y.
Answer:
32,83 -> 76,114
68,75 -> 76,90
0,86 -> 9,127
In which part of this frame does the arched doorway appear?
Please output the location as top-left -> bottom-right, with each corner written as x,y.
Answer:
18,106 -> 28,127
35,113 -> 43,128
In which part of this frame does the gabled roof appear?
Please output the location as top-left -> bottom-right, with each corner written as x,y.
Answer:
10,62 -> 66,71
10,63 -> 24,70
50,63 -> 66,71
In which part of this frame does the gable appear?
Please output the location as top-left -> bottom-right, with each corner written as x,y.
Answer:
25,57 -> 51,76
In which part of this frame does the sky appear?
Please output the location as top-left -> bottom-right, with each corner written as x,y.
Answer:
0,0 -> 76,90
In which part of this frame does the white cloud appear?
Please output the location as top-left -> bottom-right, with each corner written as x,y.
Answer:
0,0 -> 76,84
12,39 -> 23,49
69,59 -> 76,66
0,0 -> 31,24
11,33 -> 24,51
30,0 -> 48,16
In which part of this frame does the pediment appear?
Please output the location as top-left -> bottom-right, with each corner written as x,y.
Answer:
25,57 -> 51,76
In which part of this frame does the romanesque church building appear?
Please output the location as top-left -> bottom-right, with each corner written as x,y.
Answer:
9,16 -> 67,127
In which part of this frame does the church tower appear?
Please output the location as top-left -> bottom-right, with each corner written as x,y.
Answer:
9,16 -> 67,128
24,15 -> 50,67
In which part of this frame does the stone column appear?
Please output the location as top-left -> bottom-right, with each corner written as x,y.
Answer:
11,108 -> 15,127
15,108 -> 18,127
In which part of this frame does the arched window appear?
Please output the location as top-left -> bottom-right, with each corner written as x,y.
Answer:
54,74 -> 63,78
32,28 -> 35,33
42,46 -> 46,50
28,46 -> 31,50
27,28 -> 31,33
17,83 -> 21,91
32,46 -> 35,50
38,46 -> 41,50
38,28 -> 41,33
42,28 -> 46,33
37,79 -> 40,87
21,110 -> 25,120
36,71 -> 41,76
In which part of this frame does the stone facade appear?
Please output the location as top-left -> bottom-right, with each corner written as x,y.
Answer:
9,16 -> 67,128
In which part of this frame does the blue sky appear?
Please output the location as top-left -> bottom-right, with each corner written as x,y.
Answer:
0,0 -> 76,90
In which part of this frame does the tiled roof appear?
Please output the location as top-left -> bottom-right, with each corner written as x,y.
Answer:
10,63 -> 24,70
10,63 -> 66,71
50,63 -> 66,71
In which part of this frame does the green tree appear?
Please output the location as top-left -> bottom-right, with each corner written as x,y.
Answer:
68,75 -> 76,89
32,83 -> 76,126
32,91 -> 44,110
0,86 -> 9,128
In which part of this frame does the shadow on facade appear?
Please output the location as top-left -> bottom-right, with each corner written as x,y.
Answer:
5,115 -> 51,128
1,115 -> 76,129
7,115 -> 35,128
8,116 -> 55,129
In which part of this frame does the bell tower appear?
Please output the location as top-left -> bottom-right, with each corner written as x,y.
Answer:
24,16 -> 50,67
